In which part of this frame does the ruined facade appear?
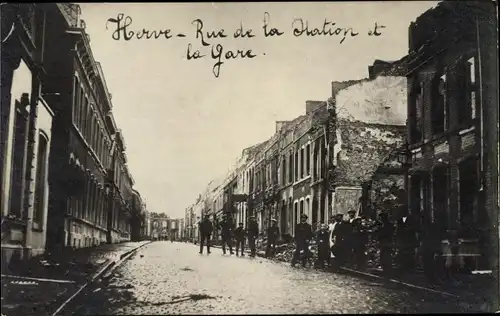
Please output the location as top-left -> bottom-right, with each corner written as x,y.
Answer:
330,75 -> 407,218
404,1 -> 498,277
189,66 -> 409,240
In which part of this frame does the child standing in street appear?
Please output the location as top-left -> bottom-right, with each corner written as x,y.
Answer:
316,224 -> 331,269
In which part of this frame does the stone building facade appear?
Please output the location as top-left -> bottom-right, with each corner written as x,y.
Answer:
42,4 -> 120,249
1,4 -> 56,263
2,4 -> 142,259
108,130 -> 134,243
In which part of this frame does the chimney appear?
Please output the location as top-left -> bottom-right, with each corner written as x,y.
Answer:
305,100 -> 323,114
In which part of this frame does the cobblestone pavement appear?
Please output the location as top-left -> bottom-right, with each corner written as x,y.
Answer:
75,241 -> 485,315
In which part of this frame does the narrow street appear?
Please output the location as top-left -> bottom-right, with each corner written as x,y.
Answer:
74,241 -> 471,315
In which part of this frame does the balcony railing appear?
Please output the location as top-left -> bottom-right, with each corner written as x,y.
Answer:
56,3 -> 82,28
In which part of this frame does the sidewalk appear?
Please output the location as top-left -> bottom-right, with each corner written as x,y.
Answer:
1,241 -> 150,316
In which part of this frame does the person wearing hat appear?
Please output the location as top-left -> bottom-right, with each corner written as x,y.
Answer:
234,222 -> 246,256
246,216 -> 259,257
377,212 -> 395,274
395,206 -> 417,272
265,218 -> 280,258
219,214 -> 235,255
330,213 -> 347,268
315,223 -> 331,269
199,214 -> 213,255
345,209 -> 357,266
291,213 -> 313,267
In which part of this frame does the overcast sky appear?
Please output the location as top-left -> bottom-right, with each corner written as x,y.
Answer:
78,1 -> 438,219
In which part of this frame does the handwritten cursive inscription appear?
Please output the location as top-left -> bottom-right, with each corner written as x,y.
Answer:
105,12 -> 388,78
192,19 -> 228,47
292,18 -> 358,44
106,14 -> 173,40
211,44 -> 256,78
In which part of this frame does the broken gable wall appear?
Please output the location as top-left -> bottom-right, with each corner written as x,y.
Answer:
331,75 -> 407,217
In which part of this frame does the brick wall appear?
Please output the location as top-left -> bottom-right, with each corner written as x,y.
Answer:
335,119 -> 405,187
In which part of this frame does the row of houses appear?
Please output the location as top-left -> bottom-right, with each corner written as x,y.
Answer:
185,1 -> 498,273
1,4 -> 149,267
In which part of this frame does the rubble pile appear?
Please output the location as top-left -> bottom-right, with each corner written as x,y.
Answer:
273,244 -> 296,262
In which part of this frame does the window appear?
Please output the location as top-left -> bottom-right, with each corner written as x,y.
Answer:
288,153 -> 293,183
294,151 -> 298,181
85,102 -> 91,141
99,130 -> 104,162
293,202 -> 298,234
432,166 -> 449,230
300,200 -> 304,215
92,118 -> 97,151
33,133 -> 48,225
306,144 -> 311,176
262,168 -> 266,188
459,57 -> 478,125
281,157 -> 286,185
300,148 -> 304,178
90,116 -> 95,149
313,140 -> 319,180
85,175 -> 92,219
410,80 -> 424,143
431,72 -> 447,135
72,77 -> 80,125
320,139 -> 325,180
79,88 -> 86,132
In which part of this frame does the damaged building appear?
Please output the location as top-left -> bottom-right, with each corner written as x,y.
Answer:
402,1 -> 498,274
329,72 -> 408,219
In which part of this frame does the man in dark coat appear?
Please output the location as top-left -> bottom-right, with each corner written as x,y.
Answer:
377,212 -> 395,274
315,223 -> 331,268
219,214 -> 234,255
265,218 -> 280,258
352,218 -> 368,270
395,208 -> 418,272
247,216 -> 259,257
330,213 -> 348,267
199,215 -> 213,254
234,222 -> 246,256
344,210 -> 357,265
291,213 -> 313,267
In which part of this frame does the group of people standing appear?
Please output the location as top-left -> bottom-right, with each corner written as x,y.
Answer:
197,214 -> 261,257
292,209 -> 421,275
197,209 -> 425,278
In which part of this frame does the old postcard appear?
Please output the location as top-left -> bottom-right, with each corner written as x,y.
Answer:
1,1 -> 499,315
